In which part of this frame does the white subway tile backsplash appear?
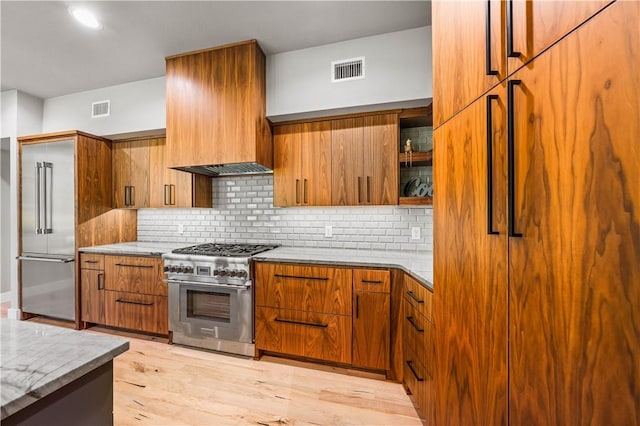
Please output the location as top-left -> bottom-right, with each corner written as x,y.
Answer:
137,175 -> 433,252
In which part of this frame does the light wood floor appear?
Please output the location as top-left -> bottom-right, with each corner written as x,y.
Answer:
1,306 -> 422,425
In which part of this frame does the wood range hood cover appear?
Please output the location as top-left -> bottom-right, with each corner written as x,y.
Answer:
165,40 -> 273,177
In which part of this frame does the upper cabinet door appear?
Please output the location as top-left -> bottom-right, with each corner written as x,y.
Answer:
273,124 -> 303,207
432,0 -> 505,127
363,114 -> 398,205
507,0 -> 612,74
331,118 -> 364,206
300,121 -> 332,206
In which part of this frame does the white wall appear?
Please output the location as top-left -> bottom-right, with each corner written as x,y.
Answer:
266,26 -> 432,122
0,90 -> 43,312
42,77 -> 165,138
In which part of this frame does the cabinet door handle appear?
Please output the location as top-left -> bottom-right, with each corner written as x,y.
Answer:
366,176 -> 371,203
362,279 -> 383,284
115,263 -> 154,269
507,79 -> 523,238
116,298 -> 153,306
406,290 -> 424,304
356,295 -> 360,319
295,179 -> 300,204
274,273 -> 328,281
485,0 -> 498,75
274,318 -> 328,328
124,186 -> 129,207
97,272 -> 104,290
406,316 -> 424,333
357,177 -> 362,203
170,184 -> 176,205
163,184 -> 169,206
486,94 -> 499,235
406,360 -> 424,381
507,0 -> 521,58
130,186 -> 135,206
303,179 -> 308,204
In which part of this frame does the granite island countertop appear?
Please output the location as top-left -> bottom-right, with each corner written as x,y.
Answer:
0,319 -> 129,419
79,241 -> 189,257
254,246 -> 433,290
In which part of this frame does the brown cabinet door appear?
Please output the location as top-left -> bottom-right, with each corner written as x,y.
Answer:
508,3 -> 640,424
301,121 -> 332,206
112,142 -> 130,208
352,291 -> 389,370
128,140 -> 149,208
331,118 -> 364,205
104,256 -> 166,296
432,0 -> 505,127
80,268 -> 105,324
255,263 -> 352,316
433,84 -> 508,426
273,124 -> 303,206
148,137 -> 170,208
255,306 -> 352,364
104,291 -> 168,335
507,0 -> 611,74
363,114 -> 398,205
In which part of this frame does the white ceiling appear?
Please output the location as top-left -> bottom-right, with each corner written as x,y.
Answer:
1,1 -> 430,100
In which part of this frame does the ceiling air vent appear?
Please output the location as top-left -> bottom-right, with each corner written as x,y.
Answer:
91,100 -> 110,118
332,57 -> 365,82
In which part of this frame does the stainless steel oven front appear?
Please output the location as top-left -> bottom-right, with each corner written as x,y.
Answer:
167,279 -> 254,357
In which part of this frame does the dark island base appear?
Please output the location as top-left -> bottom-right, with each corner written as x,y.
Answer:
3,361 -> 114,426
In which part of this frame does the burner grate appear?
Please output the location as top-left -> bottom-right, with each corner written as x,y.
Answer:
172,243 -> 278,257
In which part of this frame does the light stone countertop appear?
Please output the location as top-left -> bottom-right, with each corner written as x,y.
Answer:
79,241 -> 189,257
254,247 -> 433,290
0,319 -> 129,419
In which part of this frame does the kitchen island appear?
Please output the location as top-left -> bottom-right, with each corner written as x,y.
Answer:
0,319 -> 129,425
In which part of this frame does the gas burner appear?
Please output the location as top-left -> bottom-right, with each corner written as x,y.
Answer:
171,243 -> 278,257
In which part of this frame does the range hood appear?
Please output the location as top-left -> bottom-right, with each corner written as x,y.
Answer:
165,40 -> 273,177
174,162 -> 273,177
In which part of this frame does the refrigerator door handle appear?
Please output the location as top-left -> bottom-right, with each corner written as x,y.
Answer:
35,162 -> 43,234
17,255 -> 75,263
42,162 -> 53,234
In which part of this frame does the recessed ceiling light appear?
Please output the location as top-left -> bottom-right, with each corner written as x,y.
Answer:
68,7 -> 103,30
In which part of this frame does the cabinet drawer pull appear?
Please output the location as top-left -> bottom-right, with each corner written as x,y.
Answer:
274,318 -> 328,328
116,298 -> 153,306
362,279 -> 383,284
83,260 -> 99,264
406,360 -> 424,381
97,272 -> 104,290
274,274 -> 328,281
407,290 -> 424,304
507,79 -> 523,238
486,94 -> 499,236
406,316 -> 424,333
115,263 -> 154,269
355,295 -> 360,319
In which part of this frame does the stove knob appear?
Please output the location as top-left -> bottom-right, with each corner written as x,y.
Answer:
213,269 -> 220,276
229,270 -> 237,277
219,269 -> 227,276
168,265 -> 177,273
185,266 -> 194,274
163,266 -> 170,273
238,270 -> 248,279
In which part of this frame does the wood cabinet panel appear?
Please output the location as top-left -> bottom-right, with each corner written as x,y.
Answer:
331,118 -> 364,205
112,140 -> 149,209
165,40 -> 272,170
363,114 -> 398,205
273,124 -> 303,206
300,121 -> 332,206
104,256 -> 166,296
76,135 -> 112,223
352,291 -> 389,370
255,306 -> 352,364
112,142 -> 131,209
79,253 -> 105,270
255,263 -> 352,315
353,269 -> 390,293
104,291 -> 168,335
403,301 -> 430,372
433,85 -> 508,426
80,267 -> 105,324
507,3 -> 640,424
404,275 -> 433,321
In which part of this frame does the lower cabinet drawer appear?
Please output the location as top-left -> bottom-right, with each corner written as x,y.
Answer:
256,306 -> 352,364
104,291 -> 168,335
404,349 -> 430,419
404,301 -> 433,371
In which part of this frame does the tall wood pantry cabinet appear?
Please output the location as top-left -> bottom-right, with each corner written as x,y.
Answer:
432,2 -> 639,425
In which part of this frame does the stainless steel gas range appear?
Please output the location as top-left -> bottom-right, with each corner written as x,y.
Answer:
162,243 -> 277,356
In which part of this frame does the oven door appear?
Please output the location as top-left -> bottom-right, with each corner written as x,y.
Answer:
167,280 -> 254,354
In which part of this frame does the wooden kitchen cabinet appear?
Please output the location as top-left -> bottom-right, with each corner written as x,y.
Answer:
255,262 -> 353,364
104,291 -> 168,335
165,40 -> 272,171
148,137 -> 212,208
104,255 -> 166,296
331,113 -> 398,205
433,2 -> 640,425
273,121 -> 332,206
80,254 -> 105,324
432,0 -> 611,127
352,269 -> 390,371
112,139 -> 149,208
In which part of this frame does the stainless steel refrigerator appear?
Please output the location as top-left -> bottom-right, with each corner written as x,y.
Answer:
19,139 -> 76,321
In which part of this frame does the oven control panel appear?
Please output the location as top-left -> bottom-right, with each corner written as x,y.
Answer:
163,258 -> 251,283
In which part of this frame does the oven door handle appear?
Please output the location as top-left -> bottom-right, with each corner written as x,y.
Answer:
163,278 -> 252,290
